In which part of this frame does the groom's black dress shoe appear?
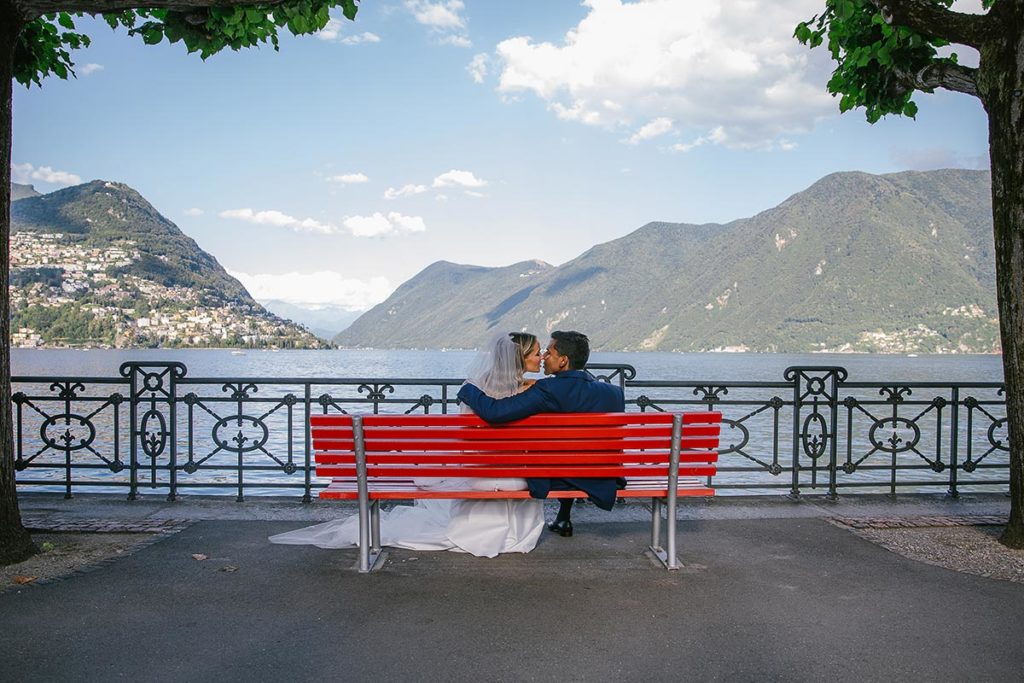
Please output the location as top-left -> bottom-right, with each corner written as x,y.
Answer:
547,520 -> 573,537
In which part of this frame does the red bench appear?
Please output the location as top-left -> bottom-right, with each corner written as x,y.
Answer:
312,411 -> 721,572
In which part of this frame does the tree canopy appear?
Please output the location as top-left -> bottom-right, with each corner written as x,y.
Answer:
795,0 -> 996,122
14,0 -> 358,87
796,0 -> 1024,548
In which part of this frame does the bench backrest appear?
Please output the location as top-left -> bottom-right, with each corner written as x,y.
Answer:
312,412 -> 721,480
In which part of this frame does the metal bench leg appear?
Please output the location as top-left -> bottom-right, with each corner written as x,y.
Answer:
357,502 -> 370,573
665,496 -> 679,570
359,499 -> 388,572
650,415 -> 682,570
649,498 -> 663,551
371,500 -> 382,554
354,416 -> 385,573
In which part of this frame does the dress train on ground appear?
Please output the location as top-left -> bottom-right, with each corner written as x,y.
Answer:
268,479 -> 544,558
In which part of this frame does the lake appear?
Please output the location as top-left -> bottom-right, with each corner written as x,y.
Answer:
10,348 -> 1006,383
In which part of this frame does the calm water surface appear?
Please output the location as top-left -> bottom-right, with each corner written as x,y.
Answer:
11,348 -> 1006,383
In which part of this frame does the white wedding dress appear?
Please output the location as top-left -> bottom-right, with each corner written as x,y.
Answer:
269,408 -> 545,558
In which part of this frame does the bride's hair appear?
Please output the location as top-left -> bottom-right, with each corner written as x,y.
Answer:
509,332 -> 538,372
463,332 -> 538,398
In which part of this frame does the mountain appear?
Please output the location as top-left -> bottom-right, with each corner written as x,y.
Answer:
13,180 -> 254,304
336,169 -> 998,353
11,183 -> 40,201
258,300 -> 364,339
9,180 -> 324,349
338,259 -> 554,349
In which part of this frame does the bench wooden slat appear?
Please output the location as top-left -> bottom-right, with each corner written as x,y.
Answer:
309,411 -> 722,428
316,437 -> 711,452
315,448 -> 717,465
310,424 -> 721,440
319,478 -> 716,500
317,464 -> 718,478
313,438 -> 720,454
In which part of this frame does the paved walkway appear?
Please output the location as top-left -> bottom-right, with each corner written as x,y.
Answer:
2,493 -> 1021,681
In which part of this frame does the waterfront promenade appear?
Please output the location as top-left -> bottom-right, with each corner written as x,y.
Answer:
1,493 -> 1022,681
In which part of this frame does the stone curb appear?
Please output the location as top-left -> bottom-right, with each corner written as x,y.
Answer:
828,515 -> 1006,530
22,516 -> 193,534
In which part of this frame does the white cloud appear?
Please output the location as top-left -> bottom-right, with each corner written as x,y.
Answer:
406,0 -> 465,29
492,0 -> 833,149
342,32 -> 382,45
405,0 -> 470,47
468,53 -> 489,83
79,63 -> 104,76
384,183 -> 428,199
464,190 -> 485,198
626,117 -> 674,144
342,212 -> 427,237
327,172 -> 370,184
220,208 -> 338,234
432,169 -> 488,189
228,270 -> 393,310
441,35 -> 472,48
222,207 -> 426,237
318,17 -> 345,40
11,162 -> 81,187
184,208 -> 204,216
318,14 -> 381,44
670,126 -> 726,153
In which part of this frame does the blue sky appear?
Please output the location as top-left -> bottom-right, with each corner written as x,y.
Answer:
12,0 -> 989,318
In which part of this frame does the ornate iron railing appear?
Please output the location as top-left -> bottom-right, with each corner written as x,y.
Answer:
10,362 -> 1008,500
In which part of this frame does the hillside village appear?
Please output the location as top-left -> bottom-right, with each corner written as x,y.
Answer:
10,230 -> 325,349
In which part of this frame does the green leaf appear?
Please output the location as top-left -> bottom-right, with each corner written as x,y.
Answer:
903,101 -> 918,117
16,1 -> 362,87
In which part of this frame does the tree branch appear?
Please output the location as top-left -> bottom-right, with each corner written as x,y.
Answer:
893,60 -> 979,97
869,0 -> 998,49
14,0 -> 292,22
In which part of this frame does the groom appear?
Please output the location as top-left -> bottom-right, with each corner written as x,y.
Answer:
457,330 -> 625,536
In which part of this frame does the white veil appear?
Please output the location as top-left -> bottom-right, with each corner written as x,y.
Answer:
462,332 -> 523,399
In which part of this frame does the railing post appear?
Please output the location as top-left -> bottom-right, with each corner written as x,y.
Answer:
789,371 -> 801,497
949,387 -> 960,498
303,383 -> 313,503
62,386 -> 73,499
120,362 -> 186,502
784,367 -> 848,497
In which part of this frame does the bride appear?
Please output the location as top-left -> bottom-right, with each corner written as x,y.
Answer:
269,332 -> 546,558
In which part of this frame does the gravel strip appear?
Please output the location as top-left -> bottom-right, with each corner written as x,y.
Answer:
3,518 -> 193,593
21,516 -> 192,534
829,515 -> 1006,530
831,517 -> 1024,584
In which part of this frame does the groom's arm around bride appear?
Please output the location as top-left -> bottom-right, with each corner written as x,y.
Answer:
457,331 -> 625,518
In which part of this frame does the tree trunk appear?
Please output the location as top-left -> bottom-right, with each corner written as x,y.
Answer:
0,4 -> 37,565
979,0 -> 1024,548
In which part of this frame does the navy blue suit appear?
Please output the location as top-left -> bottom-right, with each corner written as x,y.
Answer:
456,370 -> 626,510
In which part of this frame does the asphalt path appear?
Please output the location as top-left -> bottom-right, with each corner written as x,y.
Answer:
1,516 -> 1022,681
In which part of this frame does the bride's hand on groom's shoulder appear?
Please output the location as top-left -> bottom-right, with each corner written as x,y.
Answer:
521,379 -> 537,389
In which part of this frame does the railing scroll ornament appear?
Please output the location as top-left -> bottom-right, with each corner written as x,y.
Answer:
120,362 -> 186,501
